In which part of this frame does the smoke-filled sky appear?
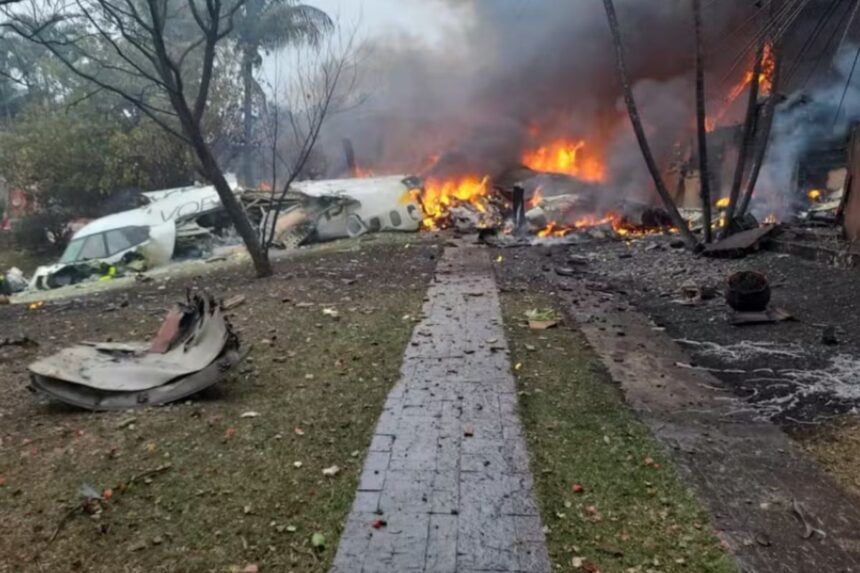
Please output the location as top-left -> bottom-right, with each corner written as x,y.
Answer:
270,0 -> 857,217
303,0 -> 467,48
301,0 -> 730,202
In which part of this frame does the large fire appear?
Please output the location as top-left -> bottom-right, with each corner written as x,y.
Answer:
707,42 -> 776,132
407,175 -> 492,230
535,212 -> 673,239
522,139 -> 606,183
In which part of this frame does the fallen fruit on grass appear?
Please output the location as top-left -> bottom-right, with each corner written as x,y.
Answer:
572,483 -> 584,494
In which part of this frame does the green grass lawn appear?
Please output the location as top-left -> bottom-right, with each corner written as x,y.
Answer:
502,293 -> 736,573
0,240 -> 436,573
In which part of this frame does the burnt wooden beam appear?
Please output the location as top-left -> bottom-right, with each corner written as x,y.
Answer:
738,4 -> 783,219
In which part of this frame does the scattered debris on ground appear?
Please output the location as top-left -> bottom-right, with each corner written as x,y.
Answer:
496,236 -> 860,425
0,237 -> 437,572
501,292 -> 735,572
28,292 -> 244,410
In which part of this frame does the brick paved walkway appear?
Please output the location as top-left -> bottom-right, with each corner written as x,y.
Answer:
331,245 -> 550,573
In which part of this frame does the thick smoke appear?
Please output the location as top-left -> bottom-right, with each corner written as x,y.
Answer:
320,0 -> 749,209
758,44 -> 860,218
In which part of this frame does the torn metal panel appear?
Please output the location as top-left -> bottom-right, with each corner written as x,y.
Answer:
29,293 -> 242,410
30,349 -> 244,411
260,175 -> 424,248
148,306 -> 185,354
525,194 -> 583,228
702,225 -> 776,258
29,295 -> 227,391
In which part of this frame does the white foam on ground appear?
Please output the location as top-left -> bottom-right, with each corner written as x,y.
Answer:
675,339 -> 860,419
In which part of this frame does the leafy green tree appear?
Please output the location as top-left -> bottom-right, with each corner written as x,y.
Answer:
0,106 -> 194,215
6,0 -> 277,276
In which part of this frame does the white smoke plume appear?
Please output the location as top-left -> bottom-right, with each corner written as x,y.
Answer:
758,43 -> 860,218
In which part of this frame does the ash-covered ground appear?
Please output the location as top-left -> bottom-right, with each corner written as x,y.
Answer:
492,234 -> 860,426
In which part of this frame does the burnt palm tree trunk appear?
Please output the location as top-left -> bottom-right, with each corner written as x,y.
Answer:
722,43 -> 763,238
739,45 -> 781,218
240,0 -> 264,188
693,0 -> 713,243
603,0 -> 699,249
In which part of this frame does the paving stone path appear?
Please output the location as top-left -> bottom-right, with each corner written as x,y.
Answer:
331,245 -> 550,573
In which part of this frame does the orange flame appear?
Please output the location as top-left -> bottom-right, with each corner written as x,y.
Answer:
408,175 -> 491,230
537,221 -> 571,238
353,165 -> 375,178
529,186 -> 544,209
535,212 -> 674,239
573,214 -> 617,229
707,42 -> 775,132
522,139 -> 606,182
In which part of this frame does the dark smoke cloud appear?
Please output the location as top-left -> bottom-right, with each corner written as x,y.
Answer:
321,0 -> 751,208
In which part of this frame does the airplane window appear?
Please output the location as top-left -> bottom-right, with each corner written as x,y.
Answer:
77,234 -> 109,260
122,226 -> 150,245
59,238 -> 85,263
106,229 -> 133,254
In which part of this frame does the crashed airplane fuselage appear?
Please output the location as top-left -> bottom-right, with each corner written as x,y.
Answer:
30,180 -> 233,290
260,175 -> 424,247
28,174 -> 427,291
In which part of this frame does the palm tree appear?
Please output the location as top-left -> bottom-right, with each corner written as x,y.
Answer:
234,0 -> 332,187
602,0 -> 699,249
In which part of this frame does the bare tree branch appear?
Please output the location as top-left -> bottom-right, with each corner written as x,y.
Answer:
258,22 -> 359,254
2,0 -> 275,278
